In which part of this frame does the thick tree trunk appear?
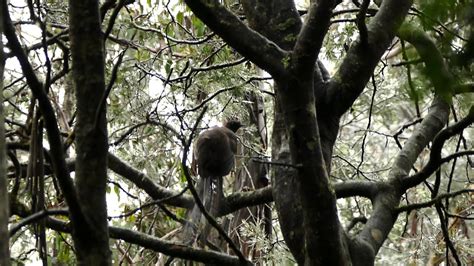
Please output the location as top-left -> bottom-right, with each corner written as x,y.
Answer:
180,0 -> 412,262
0,2 -> 11,262
271,92 -> 306,264
69,0 -> 111,264
238,2 -> 313,262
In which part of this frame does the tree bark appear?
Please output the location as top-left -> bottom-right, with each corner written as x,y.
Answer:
69,0 -> 111,264
0,1 -> 11,263
184,0 -> 414,264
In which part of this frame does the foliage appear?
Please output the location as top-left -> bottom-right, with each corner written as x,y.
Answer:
1,0 -> 473,265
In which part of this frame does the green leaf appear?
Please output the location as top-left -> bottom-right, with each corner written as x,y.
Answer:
165,59 -> 173,74
177,11 -> 184,25
114,184 -> 121,200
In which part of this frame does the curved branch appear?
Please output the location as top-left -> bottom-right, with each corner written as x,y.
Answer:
103,0 -> 133,40
15,212 -> 247,265
291,0 -> 335,77
183,0 -> 287,77
109,223 -> 248,265
219,186 -> 273,216
107,153 -> 194,209
440,150 -> 474,164
334,181 -> 377,200
352,98 -> 450,256
391,98 -> 450,180
217,179 -> 379,216
327,0 -> 413,117
108,150 -> 378,217
396,189 -> 474,214
398,23 -> 454,99
9,209 -> 69,236
402,106 -> 474,189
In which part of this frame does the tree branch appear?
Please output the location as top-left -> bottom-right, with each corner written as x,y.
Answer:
355,0 -> 370,45
183,0 -> 288,77
440,150 -> 474,165
334,181 -> 377,200
109,223 -> 248,265
396,189 -> 474,214
392,98 -> 450,180
352,97 -> 450,256
291,0 -> 335,77
402,106 -> 474,189
219,186 -> 273,216
398,23 -> 454,100
107,153 -> 194,209
327,0 -> 413,117
9,209 -> 69,236
10,204 -> 246,266
2,0 -> 84,223
107,152 -> 382,215
454,82 -> 474,94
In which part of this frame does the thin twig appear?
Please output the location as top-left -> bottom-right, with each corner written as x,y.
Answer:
356,0 -> 370,45
9,209 -> 69,236
396,189 -> 474,213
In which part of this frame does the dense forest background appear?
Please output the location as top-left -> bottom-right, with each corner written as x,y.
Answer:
0,0 -> 473,265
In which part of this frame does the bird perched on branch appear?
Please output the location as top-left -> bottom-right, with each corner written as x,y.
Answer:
183,119 -> 242,245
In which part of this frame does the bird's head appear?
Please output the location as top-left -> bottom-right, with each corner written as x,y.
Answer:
224,118 -> 243,133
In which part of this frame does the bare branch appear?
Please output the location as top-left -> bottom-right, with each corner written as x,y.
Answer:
9,209 -> 69,236
402,106 -> 474,189
396,189 -> 474,214
346,216 -> 368,232
291,0 -> 335,77
356,0 -> 370,45
107,153 -> 194,209
327,0 -> 413,117
10,204 -> 246,266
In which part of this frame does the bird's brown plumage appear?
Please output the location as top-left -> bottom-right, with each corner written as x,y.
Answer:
194,125 -> 238,179
183,120 -> 242,245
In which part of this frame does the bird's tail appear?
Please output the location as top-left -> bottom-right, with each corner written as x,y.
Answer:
182,177 -> 213,245
199,177 -> 223,245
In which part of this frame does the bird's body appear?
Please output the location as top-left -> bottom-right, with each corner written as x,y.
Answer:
194,126 -> 238,179
183,120 -> 242,245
